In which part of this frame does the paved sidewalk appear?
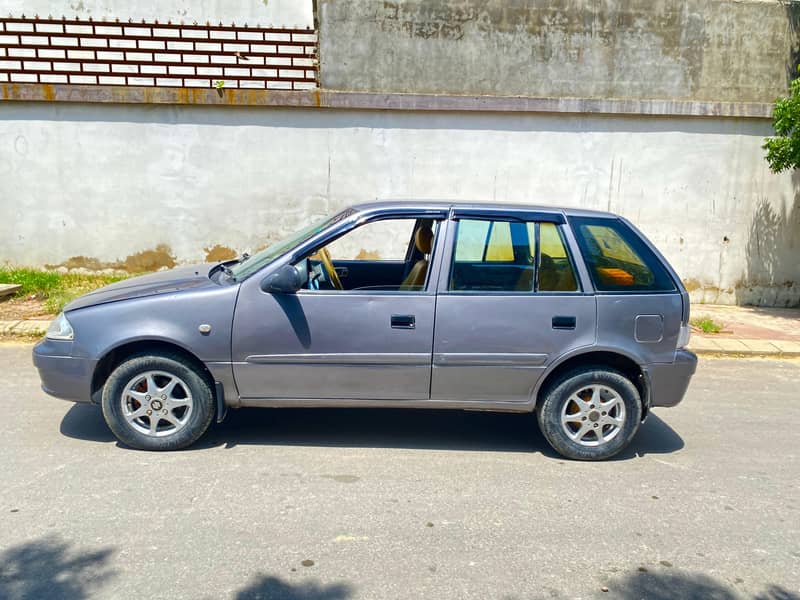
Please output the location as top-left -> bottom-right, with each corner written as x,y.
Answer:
689,335 -> 800,356
690,303 -> 800,357
1,304 -> 799,356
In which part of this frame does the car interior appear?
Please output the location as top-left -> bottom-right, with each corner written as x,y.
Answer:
576,223 -> 656,289
450,220 -> 579,292
294,216 -> 580,294
296,218 -> 439,292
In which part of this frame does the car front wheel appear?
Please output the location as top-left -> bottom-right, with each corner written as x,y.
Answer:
101,353 -> 215,451
537,367 -> 642,461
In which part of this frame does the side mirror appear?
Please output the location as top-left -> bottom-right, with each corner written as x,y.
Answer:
260,264 -> 304,294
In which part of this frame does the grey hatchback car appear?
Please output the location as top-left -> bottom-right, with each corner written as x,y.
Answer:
34,201 -> 696,460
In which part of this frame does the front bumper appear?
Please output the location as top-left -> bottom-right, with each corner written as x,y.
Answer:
32,339 -> 97,403
644,349 -> 698,408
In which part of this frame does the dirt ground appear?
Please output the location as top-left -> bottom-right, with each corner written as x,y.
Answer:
0,296 -> 56,321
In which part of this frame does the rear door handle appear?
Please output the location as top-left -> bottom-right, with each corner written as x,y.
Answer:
552,316 -> 576,330
391,314 -> 415,329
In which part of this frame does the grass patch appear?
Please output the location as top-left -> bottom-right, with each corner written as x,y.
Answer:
0,268 -> 129,314
691,316 -> 724,334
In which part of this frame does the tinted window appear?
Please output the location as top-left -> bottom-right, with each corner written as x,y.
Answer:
450,219 -> 578,292
570,217 -> 675,292
453,220 -> 491,262
485,222 -> 514,261
538,222 -> 578,292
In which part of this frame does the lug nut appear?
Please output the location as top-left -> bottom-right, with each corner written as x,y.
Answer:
593,423 -> 598,428
602,411 -> 607,416
161,394 -> 167,400
590,404 -> 595,409
145,395 -> 151,401
146,409 -> 152,415
163,409 -> 168,415
582,416 -> 587,421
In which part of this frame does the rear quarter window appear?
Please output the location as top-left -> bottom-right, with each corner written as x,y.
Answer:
569,217 -> 676,292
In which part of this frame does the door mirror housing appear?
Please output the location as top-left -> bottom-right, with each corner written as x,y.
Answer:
260,264 -> 305,294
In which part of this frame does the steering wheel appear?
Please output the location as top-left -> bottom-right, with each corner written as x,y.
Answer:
317,247 -> 343,290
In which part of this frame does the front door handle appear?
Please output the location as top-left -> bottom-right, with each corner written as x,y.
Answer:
552,316 -> 576,330
334,266 -> 349,278
391,314 -> 415,329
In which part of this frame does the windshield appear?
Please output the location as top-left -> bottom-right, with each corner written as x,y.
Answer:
228,209 -> 355,281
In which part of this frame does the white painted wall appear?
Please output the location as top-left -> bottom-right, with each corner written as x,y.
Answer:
3,0 -> 312,27
1,102 -> 797,306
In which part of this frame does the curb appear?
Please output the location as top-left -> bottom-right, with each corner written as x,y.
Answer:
0,320 -> 51,336
691,349 -> 800,358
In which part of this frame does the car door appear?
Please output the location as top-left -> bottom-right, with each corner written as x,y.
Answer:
431,209 -> 597,403
231,213 -> 447,402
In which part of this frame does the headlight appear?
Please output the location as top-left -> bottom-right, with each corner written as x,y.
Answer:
677,323 -> 691,349
46,313 -> 74,340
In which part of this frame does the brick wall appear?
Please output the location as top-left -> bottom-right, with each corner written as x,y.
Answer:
0,16 -> 317,89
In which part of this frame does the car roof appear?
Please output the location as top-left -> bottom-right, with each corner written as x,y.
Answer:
349,199 -> 620,219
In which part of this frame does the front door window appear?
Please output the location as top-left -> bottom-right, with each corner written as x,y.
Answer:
296,218 -> 439,292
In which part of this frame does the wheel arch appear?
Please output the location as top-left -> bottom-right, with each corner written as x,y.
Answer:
90,339 -> 215,404
533,348 -> 648,419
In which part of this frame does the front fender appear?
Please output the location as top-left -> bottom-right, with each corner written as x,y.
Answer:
67,285 -> 239,364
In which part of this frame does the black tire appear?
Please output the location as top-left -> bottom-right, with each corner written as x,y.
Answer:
536,367 -> 642,461
101,352 -> 215,451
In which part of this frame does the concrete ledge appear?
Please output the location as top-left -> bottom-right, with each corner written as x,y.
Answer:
0,83 -> 773,119
0,284 -> 21,299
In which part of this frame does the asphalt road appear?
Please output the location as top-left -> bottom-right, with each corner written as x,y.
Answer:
1,342 -> 798,600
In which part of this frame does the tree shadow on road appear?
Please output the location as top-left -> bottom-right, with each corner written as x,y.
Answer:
0,535 -> 116,600
603,570 -> 799,600
234,574 -> 352,600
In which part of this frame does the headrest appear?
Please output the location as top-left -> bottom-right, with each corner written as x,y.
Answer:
415,226 -> 434,254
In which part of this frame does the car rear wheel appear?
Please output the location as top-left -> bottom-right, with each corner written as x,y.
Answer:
537,367 -> 642,461
101,353 -> 215,451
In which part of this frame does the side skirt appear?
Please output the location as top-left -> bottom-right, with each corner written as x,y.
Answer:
236,397 -> 535,413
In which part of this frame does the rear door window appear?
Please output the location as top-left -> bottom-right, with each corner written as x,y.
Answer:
449,218 -> 579,292
538,222 -> 579,292
569,217 -> 675,292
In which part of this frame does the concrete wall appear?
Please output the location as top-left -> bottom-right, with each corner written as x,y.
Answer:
319,0 -> 799,103
4,0 -> 313,27
1,102 -> 797,306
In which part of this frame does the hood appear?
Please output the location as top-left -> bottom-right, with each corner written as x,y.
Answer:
64,264 -> 223,312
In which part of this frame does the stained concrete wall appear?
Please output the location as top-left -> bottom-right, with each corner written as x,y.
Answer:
4,0 -> 313,27
319,0 -> 799,103
1,102 -> 797,306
